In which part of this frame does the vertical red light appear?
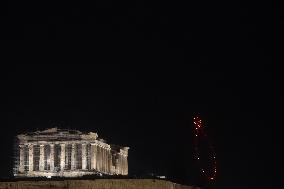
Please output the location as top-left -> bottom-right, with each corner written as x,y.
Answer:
193,116 -> 217,182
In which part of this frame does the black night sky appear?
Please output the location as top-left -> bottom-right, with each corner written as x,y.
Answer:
0,2 -> 282,189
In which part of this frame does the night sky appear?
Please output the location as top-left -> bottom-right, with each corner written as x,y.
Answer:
0,2 -> 282,189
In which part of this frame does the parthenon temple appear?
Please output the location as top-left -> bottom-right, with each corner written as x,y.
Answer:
13,128 -> 129,178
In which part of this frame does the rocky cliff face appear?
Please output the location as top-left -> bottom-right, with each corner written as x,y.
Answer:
0,179 -> 200,189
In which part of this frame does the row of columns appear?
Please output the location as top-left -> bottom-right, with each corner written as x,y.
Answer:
90,143 -> 112,173
18,143 -> 128,175
116,153 -> 128,175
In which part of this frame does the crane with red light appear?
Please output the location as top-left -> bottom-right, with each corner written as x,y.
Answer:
193,116 -> 217,182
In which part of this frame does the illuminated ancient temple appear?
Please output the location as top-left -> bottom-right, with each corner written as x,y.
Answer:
13,128 -> 129,178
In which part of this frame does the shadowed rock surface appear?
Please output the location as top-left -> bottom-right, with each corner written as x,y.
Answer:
0,179 -> 201,189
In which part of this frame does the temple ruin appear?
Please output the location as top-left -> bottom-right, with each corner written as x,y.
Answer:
13,128 -> 129,178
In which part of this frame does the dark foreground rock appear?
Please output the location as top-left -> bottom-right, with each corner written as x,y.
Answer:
0,179 -> 201,189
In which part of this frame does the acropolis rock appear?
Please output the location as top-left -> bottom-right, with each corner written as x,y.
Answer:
0,179 -> 201,189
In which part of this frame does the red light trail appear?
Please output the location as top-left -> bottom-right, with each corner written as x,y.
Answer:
193,116 -> 217,182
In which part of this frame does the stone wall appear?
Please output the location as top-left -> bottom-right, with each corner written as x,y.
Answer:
0,179 -> 201,189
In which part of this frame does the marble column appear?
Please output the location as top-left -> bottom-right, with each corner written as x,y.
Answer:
101,147 -> 103,172
123,156 -> 126,174
95,146 -> 99,171
105,149 -> 109,173
102,147 -> 105,172
107,149 -> 112,173
60,143 -> 65,171
124,155 -> 127,175
119,154 -> 123,174
50,144 -> 54,171
106,149 -> 109,173
39,144 -> 44,171
108,149 -> 112,174
111,153 -> 115,174
71,143 -> 76,170
120,154 -> 123,175
28,144 -> 33,172
103,147 -> 106,172
96,146 -> 101,171
106,148 -> 109,173
116,154 -> 120,174
120,154 -> 124,175
91,143 -> 97,170
82,143 -> 87,170
125,155 -> 128,175
115,156 -> 119,174
123,155 -> 127,175
19,145 -> 25,173
100,146 -> 103,172
104,148 -> 107,173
